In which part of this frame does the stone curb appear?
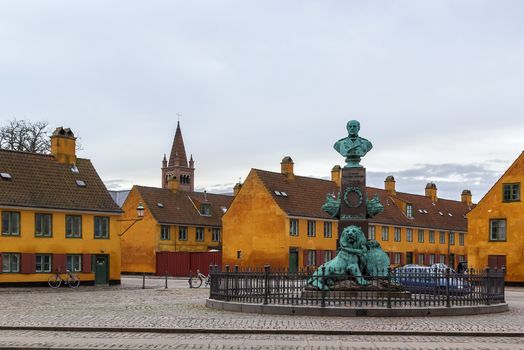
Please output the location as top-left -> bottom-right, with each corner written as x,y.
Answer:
0,326 -> 523,338
206,299 -> 509,317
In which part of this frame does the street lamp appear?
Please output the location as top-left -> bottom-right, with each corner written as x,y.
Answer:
118,201 -> 145,236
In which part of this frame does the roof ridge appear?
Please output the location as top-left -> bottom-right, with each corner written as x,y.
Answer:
253,168 -> 336,183
0,149 -> 54,157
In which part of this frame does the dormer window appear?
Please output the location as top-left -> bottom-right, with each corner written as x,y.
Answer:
200,203 -> 211,216
406,204 -> 413,218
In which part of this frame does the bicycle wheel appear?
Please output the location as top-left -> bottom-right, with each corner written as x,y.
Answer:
68,275 -> 80,288
189,276 -> 203,288
48,275 -> 61,288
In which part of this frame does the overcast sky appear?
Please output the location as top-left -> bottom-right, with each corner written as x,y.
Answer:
1,1 -> 523,202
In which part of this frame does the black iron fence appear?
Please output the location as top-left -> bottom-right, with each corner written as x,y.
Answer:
208,265 -> 505,308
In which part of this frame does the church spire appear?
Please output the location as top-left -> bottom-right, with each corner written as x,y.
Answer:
162,121 -> 195,191
169,121 -> 188,167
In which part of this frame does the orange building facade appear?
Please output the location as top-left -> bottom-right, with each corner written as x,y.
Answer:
0,128 -> 122,286
120,123 -> 232,274
223,158 -> 471,270
467,152 -> 524,283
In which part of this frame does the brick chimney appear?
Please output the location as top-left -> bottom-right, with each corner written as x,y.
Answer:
461,189 -> 472,206
385,176 -> 396,196
425,182 -> 438,202
281,156 -> 294,180
50,127 -> 77,165
166,174 -> 180,193
331,165 -> 341,187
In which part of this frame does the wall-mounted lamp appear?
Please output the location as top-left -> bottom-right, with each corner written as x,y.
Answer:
118,201 -> 145,236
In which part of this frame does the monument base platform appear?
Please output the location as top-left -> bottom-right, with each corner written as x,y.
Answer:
301,289 -> 412,300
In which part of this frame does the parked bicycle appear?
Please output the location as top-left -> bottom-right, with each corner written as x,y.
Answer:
188,269 -> 210,288
48,270 -> 80,288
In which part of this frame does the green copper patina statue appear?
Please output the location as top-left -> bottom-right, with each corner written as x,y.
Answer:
308,119 -> 391,290
308,225 -> 369,290
333,120 -> 373,168
321,193 -> 384,219
308,226 -> 391,290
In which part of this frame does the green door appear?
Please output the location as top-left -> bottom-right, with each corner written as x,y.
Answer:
406,252 -> 413,265
289,248 -> 298,273
94,255 -> 109,285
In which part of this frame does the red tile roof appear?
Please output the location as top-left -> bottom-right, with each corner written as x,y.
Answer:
253,169 -> 471,232
135,186 -> 233,226
0,149 -> 121,213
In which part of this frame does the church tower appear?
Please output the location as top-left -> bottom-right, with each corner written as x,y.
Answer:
161,122 -> 195,191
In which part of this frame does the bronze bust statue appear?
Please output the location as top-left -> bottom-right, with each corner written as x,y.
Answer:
333,120 -> 373,168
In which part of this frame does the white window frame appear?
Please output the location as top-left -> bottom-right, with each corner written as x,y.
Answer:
35,254 -> 52,273
196,227 -> 204,242
212,228 -> 220,242
2,253 -> 20,273
381,226 -> 389,241
66,254 -> 82,272
307,220 -> 316,237
323,222 -> 332,238
289,219 -> 299,236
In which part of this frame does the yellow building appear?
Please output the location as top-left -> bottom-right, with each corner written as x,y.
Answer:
120,123 -> 232,274
467,151 -> 524,283
223,157 -> 471,270
0,127 -> 122,286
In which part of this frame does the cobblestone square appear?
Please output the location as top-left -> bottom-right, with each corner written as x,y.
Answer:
0,277 -> 522,349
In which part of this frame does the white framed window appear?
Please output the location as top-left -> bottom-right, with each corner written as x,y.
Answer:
307,220 -> 316,237
381,226 -> 389,241
307,250 -> 316,266
429,230 -> 435,243
439,231 -> 446,244
324,250 -> 333,262
35,254 -> 52,273
160,225 -> 170,240
368,225 -> 376,240
196,227 -> 204,241
289,219 -> 299,236
1,211 -> 20,236
394,253 -> 401,265
66,255 -> 82,272
406,204 -> 413,218
429,254 -> 435,265
418,229 -> 424,243
65,215 -> 82,238
2,253 -> 20,273
406,228 -> 413,242
323,222 -> 332,238
212,228 -> 220,242
178,226 -> 188,241
459,232 -> 465,246
449,231 -> 455,245
490,220 -> 506,241
94,216 -> 109,239
394,227 -> 401,242
35,213 -> 52,237
417,254 -> 425,265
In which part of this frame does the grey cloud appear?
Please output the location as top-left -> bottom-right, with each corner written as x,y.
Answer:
366,163 -> 502,202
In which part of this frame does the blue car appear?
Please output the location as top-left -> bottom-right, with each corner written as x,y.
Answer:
393,264 -> 470,294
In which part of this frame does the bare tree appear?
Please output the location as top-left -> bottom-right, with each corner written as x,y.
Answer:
0,119 -> 51,153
